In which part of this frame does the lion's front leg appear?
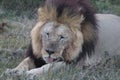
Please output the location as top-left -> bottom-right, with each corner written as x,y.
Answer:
26,62 -> 65,79
5,57 -> 35,76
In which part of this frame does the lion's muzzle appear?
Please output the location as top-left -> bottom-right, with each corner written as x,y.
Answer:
45,49 -> 55,55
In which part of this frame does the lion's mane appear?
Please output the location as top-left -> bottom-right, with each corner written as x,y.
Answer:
27,0 -> 98,67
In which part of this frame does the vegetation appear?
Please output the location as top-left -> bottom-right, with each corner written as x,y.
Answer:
0,0 -> 120,17
0,0 -> 120,80
90,0 -> 120,15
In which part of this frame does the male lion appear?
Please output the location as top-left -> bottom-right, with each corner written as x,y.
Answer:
5,0 -> 120,78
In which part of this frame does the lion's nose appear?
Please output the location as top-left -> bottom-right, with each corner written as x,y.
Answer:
46,49 -> 55,55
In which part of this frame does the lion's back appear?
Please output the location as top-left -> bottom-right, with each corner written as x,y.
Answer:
95,14 -> 120,55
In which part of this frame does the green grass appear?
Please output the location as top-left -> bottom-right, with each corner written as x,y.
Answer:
0,53 -> 120,80
0,17 -> 34,78
90,0 -> 120,16
0,0 -> 120,17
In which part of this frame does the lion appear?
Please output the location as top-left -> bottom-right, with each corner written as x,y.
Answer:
5,0 -> 120,78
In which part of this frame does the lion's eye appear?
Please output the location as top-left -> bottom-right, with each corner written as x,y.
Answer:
46,32 -> 49,38
59,35 -> 65,40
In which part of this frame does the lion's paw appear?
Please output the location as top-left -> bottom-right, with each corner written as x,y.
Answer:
4,68 -> 21,76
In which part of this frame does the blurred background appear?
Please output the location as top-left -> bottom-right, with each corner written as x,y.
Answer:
0,0 -> 120,19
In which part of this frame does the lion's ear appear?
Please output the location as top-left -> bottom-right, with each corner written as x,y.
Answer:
31,22 -> 45,58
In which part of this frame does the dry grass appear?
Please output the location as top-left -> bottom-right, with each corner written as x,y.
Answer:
0,16 -> 35,79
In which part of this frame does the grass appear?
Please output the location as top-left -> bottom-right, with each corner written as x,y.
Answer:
0,16 -> 35,79
0,51 -> 120,80
90,0 -> 120,16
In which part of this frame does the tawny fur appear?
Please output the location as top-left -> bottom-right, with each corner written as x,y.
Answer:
31,22 -> 45,58
38,6 -> 84,29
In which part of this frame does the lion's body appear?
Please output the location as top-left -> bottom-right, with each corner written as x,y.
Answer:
95,14 -> 120,56
85,14 -> 120,65
5,0 -> 120,78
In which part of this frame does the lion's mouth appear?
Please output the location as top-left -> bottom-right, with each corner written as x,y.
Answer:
44,57 -> 63,63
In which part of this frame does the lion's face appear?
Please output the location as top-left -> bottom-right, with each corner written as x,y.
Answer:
40,22 -> 74,63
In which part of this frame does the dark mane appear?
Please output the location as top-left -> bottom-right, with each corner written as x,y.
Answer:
45,0 -> 97,26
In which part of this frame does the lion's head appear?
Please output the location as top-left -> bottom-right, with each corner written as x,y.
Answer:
30,0 -> 98,64
41,22 -> 84,63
